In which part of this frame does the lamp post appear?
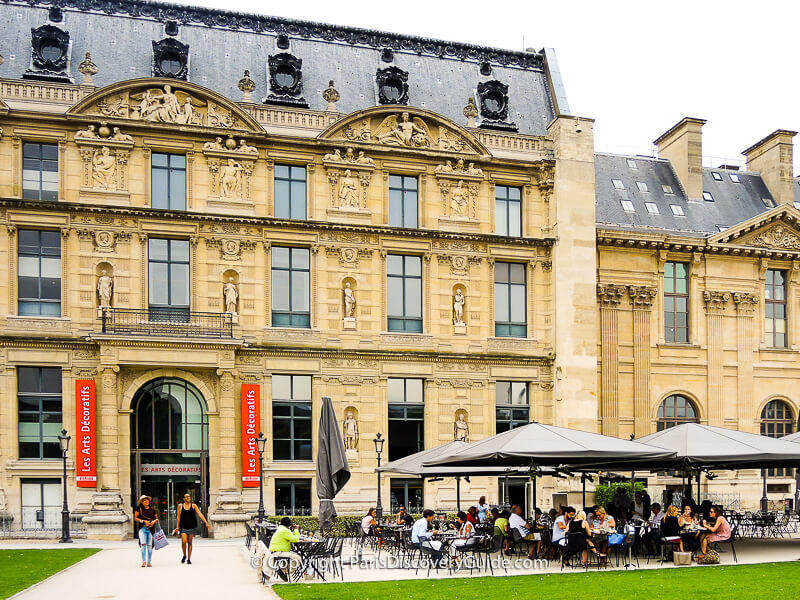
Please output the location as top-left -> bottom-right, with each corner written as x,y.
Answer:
255,432 -> 267,523
58,429 -> 72,543
760,469 -> 769,513
373,433 -> 385,521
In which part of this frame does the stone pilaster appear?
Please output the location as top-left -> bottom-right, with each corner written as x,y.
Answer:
628,285 -> 656,438
598,284 -> 625,436
703,291 -> 730,426
733,292 -> 759,432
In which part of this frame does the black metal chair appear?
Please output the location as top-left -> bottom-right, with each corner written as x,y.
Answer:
470,534 -> 506,575
711,522 -> 738,563
245,522 -> 255,551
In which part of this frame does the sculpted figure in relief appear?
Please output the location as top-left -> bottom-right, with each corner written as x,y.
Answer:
435,160 -> 454,174
338,169 -> 359,209
203,136 -> 225,151
375,112 -> 431,148
235,139 -> 258,155
450,181 -> 469,217
453,288 -> 465,325
343,410 -> 359,450
454,413 -> 469,442
219,159 -> 242,198
92,147 -> 116,189
343,282 -> 356,318
110,127 -> 133,143
75,124 -> 99,139
323,149 -> 342,162
97,271 -> 113,308
223,278 -> 239,314
356,151 -> 375,166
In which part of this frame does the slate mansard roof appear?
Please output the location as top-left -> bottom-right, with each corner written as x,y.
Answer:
0,0 -> 560,136
595,153 -> 775,237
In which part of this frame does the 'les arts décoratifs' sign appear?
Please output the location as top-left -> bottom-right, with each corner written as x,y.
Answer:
75,380 -> 96,487
241,384 -> 260,488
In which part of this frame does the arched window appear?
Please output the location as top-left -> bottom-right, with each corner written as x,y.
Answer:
132,378 -> 208,451
761,399 -> 795,477
657,394 -> 699,431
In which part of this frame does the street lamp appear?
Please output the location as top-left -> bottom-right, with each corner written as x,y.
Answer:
373,433 -> 385,521
760,469 -> 769,513
255,432 -> 267,523
58,429 -> 72,543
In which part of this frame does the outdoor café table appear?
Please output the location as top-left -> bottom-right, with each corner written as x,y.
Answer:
291,538 -> 326,582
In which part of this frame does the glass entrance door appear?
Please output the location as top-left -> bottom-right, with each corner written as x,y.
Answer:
141,476 -> 204,535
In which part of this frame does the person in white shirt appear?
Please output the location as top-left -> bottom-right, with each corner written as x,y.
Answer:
642,502 -> 665,555
449,511 -> 479,558
361,507 -> 378,536
509,505 -> 541,558
551,507 -> 569,548
411,509 -> 443,565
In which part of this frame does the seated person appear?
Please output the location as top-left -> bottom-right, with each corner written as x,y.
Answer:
494,509 -> 510,550
509,504 -> 540,558
678,504 -> 700,552
551,507 -> 569,549
642,502 -> 664,554
592,507 -> 615,558
395,506 -> 414,527
660,505 -> 682,546
411,509 -> 443,565
488,507 -> 500,525
699,506 -> 731,557
361,507 -> 379,536
563,509 -> 595,566
466,506 -> 479,525
268,516 -> 301,582
449,511 -> 480,557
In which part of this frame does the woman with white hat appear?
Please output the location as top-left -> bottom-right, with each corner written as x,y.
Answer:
134,495 -> 159,567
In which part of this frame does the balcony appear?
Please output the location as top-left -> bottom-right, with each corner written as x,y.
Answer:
98,308 -> 234,339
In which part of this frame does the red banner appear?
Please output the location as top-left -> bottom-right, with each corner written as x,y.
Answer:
241,384 -> 261,488
75,380 -> 97,488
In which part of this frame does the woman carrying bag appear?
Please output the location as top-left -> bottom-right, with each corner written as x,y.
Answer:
134,495 -> 159,567
172,492 -> 211,564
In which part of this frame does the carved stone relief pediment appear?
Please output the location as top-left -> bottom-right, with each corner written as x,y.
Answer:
737,223 -> 800,250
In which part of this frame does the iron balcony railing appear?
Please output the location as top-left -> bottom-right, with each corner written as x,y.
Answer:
99,307 -> 234,339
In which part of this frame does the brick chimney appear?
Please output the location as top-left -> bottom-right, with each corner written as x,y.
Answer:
742,130 -> 797,206
653,117 -> 706,200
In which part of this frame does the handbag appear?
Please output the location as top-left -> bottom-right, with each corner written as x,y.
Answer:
608,533 -> 626,545
697,549 -> 719,564
153,523 -> 169,550
673,551 -> 692,565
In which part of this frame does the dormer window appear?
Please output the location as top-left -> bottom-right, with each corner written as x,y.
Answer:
376,66 -> 409,105
265,53 -> 308,108
477,80 -> 516,131
24,24 -> 73,83
152,38 -> 189,80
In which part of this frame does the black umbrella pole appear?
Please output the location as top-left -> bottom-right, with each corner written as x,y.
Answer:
582,475 -> 586,508
456,477 -> 461,512
531,475 -> 536,516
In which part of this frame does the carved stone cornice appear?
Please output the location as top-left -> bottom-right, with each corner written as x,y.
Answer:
732,292 -> 759,314
627,285 -> 657,309
703,290 -> 731,313
597,284 -> 626,306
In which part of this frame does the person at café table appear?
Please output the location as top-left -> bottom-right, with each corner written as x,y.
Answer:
509,504 -> 541,558
630,491 -> 650,520
411,509 -> 443,565
449,510 -> 481,558
698,506 -> 732,558
564,509 -> 596,567
642,502 -> 665,554
466,506 -> 479,525
551,506 -> 569,551
660,505 -> 683,548
396,506 -> 414,527
361,507 -> 380,536
476,496 -> 489,523
591,507 -> 615,559
679,504 -> 700,552
268,516 -> 301,582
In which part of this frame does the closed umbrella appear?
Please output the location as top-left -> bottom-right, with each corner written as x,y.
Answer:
316,396 -> 351,531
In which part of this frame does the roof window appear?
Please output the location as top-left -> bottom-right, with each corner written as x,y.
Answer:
729,173 -> 740,183
702,192 -> 714,202
636,181 -> 648,192
620,200 -> 635,212
626,158 -> 637,169
716,225 -> 728,232
762,198 -> 774,207
711,172 -> 723,181
794,201 -> 800,210
612,179 -> 624,190
670,205 -> 685,216
645,202 -> 659,215
661,184 -> 674,195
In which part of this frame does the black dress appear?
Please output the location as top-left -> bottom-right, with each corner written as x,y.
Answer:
660,516 -> 681,538
564,519 -> 589,561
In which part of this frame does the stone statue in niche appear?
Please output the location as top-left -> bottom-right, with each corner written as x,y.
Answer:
375,112 -> 431,148
338,170 -> 359,209
454,413 -> 469,442
219,159 -> 243,198
97,271 -> 113,308
453,288 -> 465,325
92,147 -> 116,189
343,410 -> 359,450
343,282 -> 356,318
450,181 -> 469,217
223,278 -> 239,314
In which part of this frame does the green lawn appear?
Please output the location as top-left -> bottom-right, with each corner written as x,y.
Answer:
0,548 -> 100,599
274,562 -> 800,600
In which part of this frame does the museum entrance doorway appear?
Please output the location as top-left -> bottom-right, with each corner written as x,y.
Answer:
131,378 -> 209,535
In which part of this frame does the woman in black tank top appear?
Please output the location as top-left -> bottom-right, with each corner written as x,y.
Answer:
172,493 -> 211,564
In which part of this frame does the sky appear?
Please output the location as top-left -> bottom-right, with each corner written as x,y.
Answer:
154,0 -> 799,172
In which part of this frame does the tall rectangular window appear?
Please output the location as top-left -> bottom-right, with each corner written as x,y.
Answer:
21,479 -> 61,529
272,375 -> 312,461
22,143 -> 58,201
765,269 -> 787,348
18,367 -> 62,460
495,381 -> 529,434
664,262 -> 688,343
151,153 -> 186,210
275,479 -> 312,516
494,262 -> 527,337
18,230 -> 61,316
390,479 -> 424,513
148,238 -> 190,320
387,378 -> 424,461
271,247 -> 310,328
387,254 -> 422,332
388,175 -> 418,228
274,164 -> 307,220
495,185 -> 522,237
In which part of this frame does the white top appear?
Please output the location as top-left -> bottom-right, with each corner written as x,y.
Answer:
361,515 -> 373,535
509,512 -> 529,537
476,503 -> 489,522
651,510 -> 665,527
411,517 -> 431,544
552,515 -> 567,543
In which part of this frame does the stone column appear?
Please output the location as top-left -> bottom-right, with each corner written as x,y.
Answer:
598,284 -> 625,436
628,285 -> 656,438
733,293 -> 759,431
703,291 -> 730,426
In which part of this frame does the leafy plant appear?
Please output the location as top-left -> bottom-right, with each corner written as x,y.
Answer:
593,482 -> 646,508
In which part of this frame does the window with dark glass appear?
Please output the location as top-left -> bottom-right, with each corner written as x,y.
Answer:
18,229 -> 61,317
761,399 -> 795,477
22,143 -> 58,201
390,479 -> 424,513
271,247 -> 310,328
274,165 -> 307,220
765,269 -> 787,348
132,378 -> 208,451
387,254 -> 422,332
495,185 -> 522,237
656,394 -> 698,431
275,479 -> 312,516
151,153 -> 186,210
388,175 -> 418,228
495,381 -> 529,434
148,239 -> 190,321
495,262 -> 527,337
272,375 -> 312,461
18,367 -> 62,459
387,378 -> 424,461
664,262 -> 688,343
